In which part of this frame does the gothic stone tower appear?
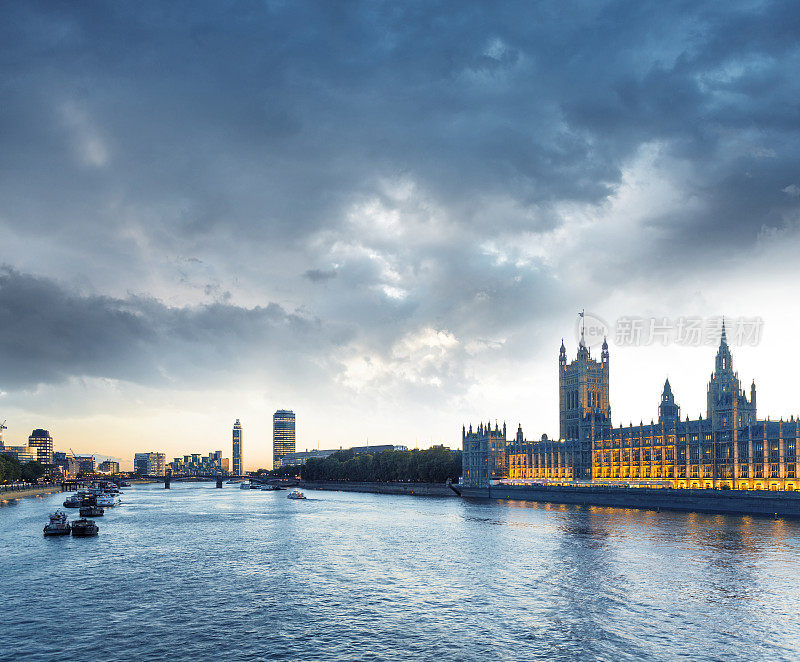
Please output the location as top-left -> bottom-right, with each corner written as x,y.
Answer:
707,321 -> 756,430
559,331 -> 610,441
658,379 -> 680,428
706,320 -> 757,484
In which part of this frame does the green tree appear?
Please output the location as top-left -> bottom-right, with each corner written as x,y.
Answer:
301,446 -> 462,483
21,461 -> 45,483
1,453 -> 22,483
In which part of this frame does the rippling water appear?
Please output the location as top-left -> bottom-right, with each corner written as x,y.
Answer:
1,482 -> 800,661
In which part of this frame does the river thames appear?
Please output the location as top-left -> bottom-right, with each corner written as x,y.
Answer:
1,482 -> 799,661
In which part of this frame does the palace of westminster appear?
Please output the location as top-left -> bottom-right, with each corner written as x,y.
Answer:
462,320 -> 799,491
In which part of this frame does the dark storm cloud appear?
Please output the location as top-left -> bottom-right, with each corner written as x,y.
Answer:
1,0 -> 799,391
2,1 -> 796,242
0,268 -> 349,389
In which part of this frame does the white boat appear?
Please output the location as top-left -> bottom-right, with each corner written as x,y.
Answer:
287,490 -> 306,500
96,493 -> 120,507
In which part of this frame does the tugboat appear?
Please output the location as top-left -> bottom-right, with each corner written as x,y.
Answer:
71,518 -> 99,537
287,490 -> 306,500
43,510 -> 71,536
63,494 -> 82,508
79,504 -> 104,517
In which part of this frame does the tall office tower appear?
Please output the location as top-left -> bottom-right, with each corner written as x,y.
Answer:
273,410 -> 296,469
28,429 -> 54,464
232,419 -> 243,475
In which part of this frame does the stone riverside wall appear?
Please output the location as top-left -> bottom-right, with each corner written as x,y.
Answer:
300,480 -> 456,497
460,484 -> 800,517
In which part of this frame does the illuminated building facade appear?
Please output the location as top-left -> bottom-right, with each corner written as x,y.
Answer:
134,452 -> 166,476
98,460 -> 120,473
232,419 -> 243,476
273,410 -> 295,469
463,321 -> 799,491
168,450 -> 228,476
1,445 -> 37,464
27,429 -> 53,464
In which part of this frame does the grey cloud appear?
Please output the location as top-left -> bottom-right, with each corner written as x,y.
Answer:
303,269 -> 337,283
1,0 -> 799,400
0,267 -> 350,390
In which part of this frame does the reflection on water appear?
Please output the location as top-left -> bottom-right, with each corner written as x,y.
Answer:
0,483 -> 799,661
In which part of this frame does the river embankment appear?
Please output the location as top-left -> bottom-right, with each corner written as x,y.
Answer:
300,480 -> 456,497
460,483 -> 800,517
0,484 -> 63,501
301,479 -> 800,517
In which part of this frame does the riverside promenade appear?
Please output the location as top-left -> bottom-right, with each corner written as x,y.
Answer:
0,483 -> 63,501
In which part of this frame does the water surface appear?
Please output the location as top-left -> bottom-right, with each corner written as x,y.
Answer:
1,483 -> 799,661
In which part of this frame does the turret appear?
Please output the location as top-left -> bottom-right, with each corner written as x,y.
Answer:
659,378 -> 680,426
715,319 -> 733,373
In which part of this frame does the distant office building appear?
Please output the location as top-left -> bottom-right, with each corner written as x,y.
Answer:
98,460 -> 120,474
281,444 -> 409,467
280,449 -> 336,467
273,410 -> 296,469
1,445 -> 37,464
53,452 -> 79,478
74,455 -> 97,474
232,419 -> 243,475
168,451 -> 228,476
134,452 -> 166,476
27,429 -> 53,465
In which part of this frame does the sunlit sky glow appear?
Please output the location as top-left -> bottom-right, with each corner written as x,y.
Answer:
2,2 -> 800,469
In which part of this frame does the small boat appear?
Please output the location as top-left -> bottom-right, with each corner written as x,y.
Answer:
96,494 -> 120,507
71,518 -> 99,537
240,482 -> 251,489
63,495 -> 82,508
287,490 -> 306,500
79,505 -> 104,517
43,510 -> 71,536
261,484 -> 280,491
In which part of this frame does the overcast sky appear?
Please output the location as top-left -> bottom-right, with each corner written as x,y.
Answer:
2,1 -> 800,469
